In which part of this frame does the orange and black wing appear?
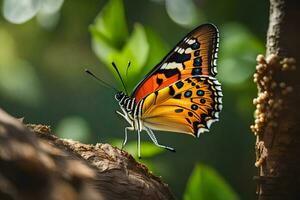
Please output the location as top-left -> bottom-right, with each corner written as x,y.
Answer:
141,76 -> 222,137
132,23 -> 219,102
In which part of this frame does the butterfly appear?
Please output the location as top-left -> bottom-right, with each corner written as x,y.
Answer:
112,23 -> 222,158
86,23 -> 222,158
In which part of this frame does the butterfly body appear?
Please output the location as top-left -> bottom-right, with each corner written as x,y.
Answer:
115,23 -> 222,158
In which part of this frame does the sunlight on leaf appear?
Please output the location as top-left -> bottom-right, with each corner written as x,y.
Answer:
90,26 -> 119,65
37,11 -> 60,29
166,0 -> 204,27
3,0 -> 42,24
39,0 -> 64,14
36,0 -> 63,29
56,116 -> 91,143
3,0 -> 64,26
184,164 -> 239,200
92,0 -> 128,49
218,23 -> 264,86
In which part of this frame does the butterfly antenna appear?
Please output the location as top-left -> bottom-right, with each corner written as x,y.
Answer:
111,62 -> 129,95
126,61 -> 131,77
85,69 -> 118,92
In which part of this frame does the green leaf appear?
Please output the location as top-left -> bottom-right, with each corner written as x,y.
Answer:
109,23 -> 149,91
184,164 -> 239,200
90,27 -> 119,65
91,0 -> 128,49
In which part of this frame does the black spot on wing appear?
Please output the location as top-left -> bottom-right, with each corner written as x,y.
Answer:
173,94 -> 182,99
175,109 -> 183,113
175,81 -> 184,89
191,42 -> 200,50
164,68 -> 180,78
201,113 -> 207,121
193,121 -> 201,135
184,90 -> 192,97
169,86 -> 175,96
156,77 -> 163,85
167,51 -> 191,64
191,104 -> 198,110
186,118 -> 192,124
193,57 -> 202,67
197,90 -> 204,96
200,99 -> 206,104
192,68 -> 201,75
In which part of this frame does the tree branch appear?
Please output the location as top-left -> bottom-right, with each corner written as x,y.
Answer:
252,0 -> 300,199
0,108 -> 175,200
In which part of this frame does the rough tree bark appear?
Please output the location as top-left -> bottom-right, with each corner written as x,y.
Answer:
252,0 -> 300,199
0,108 -> 175,200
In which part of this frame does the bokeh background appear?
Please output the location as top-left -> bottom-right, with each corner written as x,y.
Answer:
0,0 -> 269,199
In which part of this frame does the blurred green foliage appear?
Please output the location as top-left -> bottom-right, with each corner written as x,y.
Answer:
0,0 -> 269,199
184,164 -> 239,200
56,116 -> 92,143
219,23 -> 264,86
0,28 -> 43,106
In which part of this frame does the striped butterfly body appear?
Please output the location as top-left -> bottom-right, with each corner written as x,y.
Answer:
115,23 -> 222,158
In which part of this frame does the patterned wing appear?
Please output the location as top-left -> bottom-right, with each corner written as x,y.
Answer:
140,76 -> 222,137
132,23 -> 219,102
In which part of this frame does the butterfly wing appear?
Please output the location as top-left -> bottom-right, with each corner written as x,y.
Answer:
140,76 -> 222,137
132,23 -> 219,102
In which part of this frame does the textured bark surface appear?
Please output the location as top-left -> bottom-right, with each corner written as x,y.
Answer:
254,0 -> 300,199
0,108 -> 175,200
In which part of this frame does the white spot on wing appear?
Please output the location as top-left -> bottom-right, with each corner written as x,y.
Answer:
214,111 -> 219,118
218,104 -> 223,110
215,85 -> 221,91
185,47 -> 193,54
161,63 -> 167,69
213,67 -> 218,74
207,119 -> 218,128
213,59 -> 217,66
187,39 -> 196,45
163,62 -> 184,71
197,128 -> 209,138
179,48 -> 184,54
218,97 -> 222,103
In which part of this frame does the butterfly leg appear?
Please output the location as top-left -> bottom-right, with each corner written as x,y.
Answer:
122,127 -> 133,150
145,128 -> 176,152
137,129 -> 141,159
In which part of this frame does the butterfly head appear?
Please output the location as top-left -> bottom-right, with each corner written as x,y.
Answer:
115,91 -> 125,101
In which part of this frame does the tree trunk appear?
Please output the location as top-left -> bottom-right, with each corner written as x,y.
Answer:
0,108 -> 175,200
252,0 -> 300,199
